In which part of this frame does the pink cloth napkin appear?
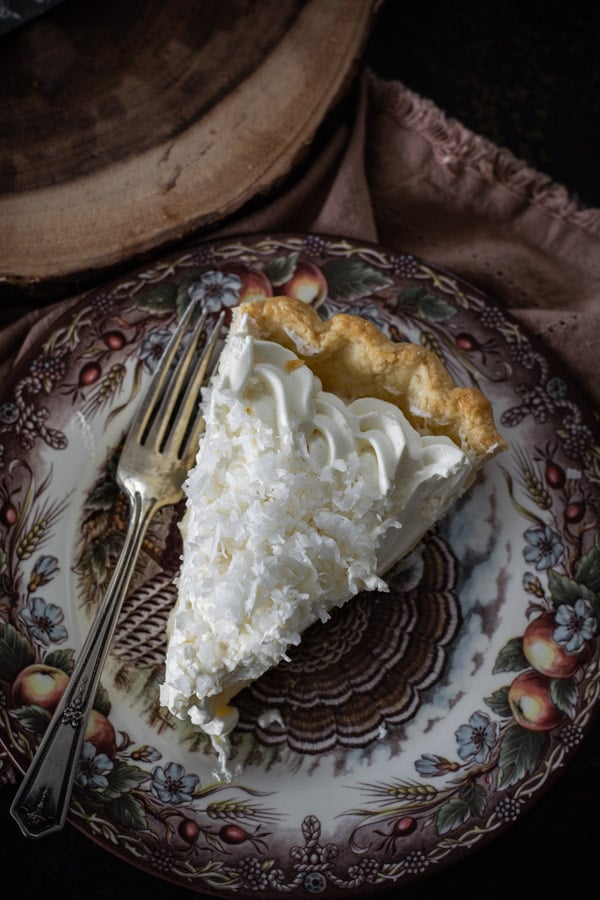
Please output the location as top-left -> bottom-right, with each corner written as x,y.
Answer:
2,70 -> 600,411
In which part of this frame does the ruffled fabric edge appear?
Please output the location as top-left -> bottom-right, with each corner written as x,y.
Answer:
367,70 -> 600,239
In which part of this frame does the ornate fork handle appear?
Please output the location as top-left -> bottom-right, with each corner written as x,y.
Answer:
10,491 -> 158,838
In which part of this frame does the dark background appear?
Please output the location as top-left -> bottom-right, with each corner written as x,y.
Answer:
369,0 -> 600,209
2,1 -> 600,898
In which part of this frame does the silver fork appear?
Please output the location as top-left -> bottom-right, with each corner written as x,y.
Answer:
10,301 -> 225,839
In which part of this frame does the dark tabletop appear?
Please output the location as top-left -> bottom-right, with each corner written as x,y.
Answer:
2,2 -> 600,898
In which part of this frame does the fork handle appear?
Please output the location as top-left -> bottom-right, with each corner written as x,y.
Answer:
10,492 -> 159,838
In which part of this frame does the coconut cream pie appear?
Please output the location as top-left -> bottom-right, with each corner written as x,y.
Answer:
159,296 -> 506,773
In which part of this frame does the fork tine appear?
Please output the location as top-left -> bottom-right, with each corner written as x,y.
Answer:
167,309 -> 226,461
129,298 -> 201,443
145,306 -> 210,449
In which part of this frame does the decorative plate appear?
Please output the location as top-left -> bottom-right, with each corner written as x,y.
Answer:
1,234 -> 599,896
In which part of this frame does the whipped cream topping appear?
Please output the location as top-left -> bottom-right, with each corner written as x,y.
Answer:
159,314 -> 472,774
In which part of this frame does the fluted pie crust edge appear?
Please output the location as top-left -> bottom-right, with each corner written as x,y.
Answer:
236,296 -> 507,464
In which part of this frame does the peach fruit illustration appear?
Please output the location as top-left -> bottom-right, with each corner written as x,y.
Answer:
224,264 -> 273,303
11,664 -> 69,712
522,611 -> 585,679
508,669 -> 565,731
280,260 -> 327,306
84,709 -> 117,758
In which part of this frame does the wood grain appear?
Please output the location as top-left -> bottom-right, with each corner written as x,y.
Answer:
0,0 -> 379,290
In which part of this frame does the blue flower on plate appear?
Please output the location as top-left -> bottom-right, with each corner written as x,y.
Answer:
546,377 -> 568,400
455,711 -> 496,764
131,744 -> 162,763
151,761 -> 199,803
17,595 -> 67,646
76,741 -> 113,790
188,270 -> 242,312
304,872 -> 327,894
553,599 -> 596,653
139,328 -> 174,374
522,571 -> 544,597
414,753 -> 458,777
0,401 -> 19,424
27,555 -> 59,592
523,525 -> 564,570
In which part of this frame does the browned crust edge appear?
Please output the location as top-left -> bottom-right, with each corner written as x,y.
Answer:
235,296 -> 507,463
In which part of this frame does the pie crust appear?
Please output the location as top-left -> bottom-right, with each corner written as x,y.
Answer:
236,296 -> 507,464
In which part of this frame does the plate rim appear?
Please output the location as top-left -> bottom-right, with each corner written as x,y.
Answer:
1,230 -> 599,895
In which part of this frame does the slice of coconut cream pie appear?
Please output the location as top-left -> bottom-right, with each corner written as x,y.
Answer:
159,296 -> 506,772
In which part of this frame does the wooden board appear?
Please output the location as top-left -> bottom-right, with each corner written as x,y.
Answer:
0,0 -> 379,291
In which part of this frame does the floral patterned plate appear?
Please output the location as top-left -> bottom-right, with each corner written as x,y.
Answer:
1,234 -> 599,896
